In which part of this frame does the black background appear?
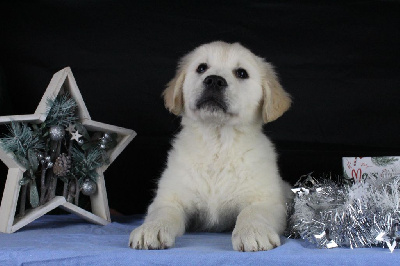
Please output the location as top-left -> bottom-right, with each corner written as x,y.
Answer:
1,0 -> 399,214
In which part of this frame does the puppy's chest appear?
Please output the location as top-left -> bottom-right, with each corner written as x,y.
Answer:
193,150 -> 243,182
190,149 -> 249,202
186,151 -> 248,231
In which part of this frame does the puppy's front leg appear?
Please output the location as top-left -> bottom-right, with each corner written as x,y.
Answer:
129,204 -> 185,250
232,201 -> 286,252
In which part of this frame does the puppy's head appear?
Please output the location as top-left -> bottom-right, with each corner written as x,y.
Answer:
163,41 -> 291,125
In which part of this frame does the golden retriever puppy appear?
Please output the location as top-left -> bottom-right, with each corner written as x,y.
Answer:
129,41 -> 292,252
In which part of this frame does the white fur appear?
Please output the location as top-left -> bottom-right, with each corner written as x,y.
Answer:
129,41 -> 291,252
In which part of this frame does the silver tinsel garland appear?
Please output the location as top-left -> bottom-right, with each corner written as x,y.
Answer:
288,173 -> 400,252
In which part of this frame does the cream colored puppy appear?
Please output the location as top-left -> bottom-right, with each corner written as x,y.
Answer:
129,41 -> 292,252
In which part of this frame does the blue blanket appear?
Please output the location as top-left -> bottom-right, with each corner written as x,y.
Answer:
0,214 -> 398,265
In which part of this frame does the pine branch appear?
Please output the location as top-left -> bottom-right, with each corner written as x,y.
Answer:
86,148 -> 103,170
0,122 -> 45,172
0,122 -> 44,157
71,146 -> 102,182
45,93 -> 78,127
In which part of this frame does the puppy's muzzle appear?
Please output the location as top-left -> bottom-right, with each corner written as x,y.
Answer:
196,75 -> 228,112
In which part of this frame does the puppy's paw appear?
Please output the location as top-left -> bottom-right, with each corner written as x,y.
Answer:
129,221 -> 176,250
232,223 -> 281,252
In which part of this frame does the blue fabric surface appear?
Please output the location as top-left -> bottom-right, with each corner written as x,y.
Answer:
0,214 -> 398,265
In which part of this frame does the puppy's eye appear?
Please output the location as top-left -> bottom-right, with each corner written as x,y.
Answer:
196,63 -> 208,74
235,68 -> 249,79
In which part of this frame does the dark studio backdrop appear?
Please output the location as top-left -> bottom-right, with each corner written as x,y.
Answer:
0,0 -> 399,215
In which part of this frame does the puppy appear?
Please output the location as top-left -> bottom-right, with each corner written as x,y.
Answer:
129,41 -> 292,252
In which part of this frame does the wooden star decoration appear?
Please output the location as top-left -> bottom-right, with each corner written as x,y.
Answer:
0,67 -> 136,233
70,131 -> 83,142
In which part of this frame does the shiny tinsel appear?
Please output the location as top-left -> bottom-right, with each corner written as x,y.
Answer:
288,173 -> 400,252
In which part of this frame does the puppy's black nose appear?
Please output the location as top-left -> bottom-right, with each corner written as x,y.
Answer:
203,75 -> 228,90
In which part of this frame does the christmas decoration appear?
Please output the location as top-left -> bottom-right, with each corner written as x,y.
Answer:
287,172 -> 400,252
53,153 -> 71,177
71,131 -> 83,142
343,156 -> 400,181
80,179 -> 97,196
49,125 -> 66,141
0,67 -> 136,233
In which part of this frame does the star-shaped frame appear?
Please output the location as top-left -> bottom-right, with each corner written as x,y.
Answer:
0,67 -> 136,233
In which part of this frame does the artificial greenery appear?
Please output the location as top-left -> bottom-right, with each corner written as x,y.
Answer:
1,122 -> 44,173
45,93 -> 78,127
71,146 -> 102,184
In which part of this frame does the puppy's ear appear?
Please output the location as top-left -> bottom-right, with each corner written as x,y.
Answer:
261,62 -> 292,123
163,66 -> 185,115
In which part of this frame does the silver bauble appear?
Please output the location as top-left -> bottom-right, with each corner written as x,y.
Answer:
103,133 -> 111,139
49,125 -> 65,141
80,179 -> 97,196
